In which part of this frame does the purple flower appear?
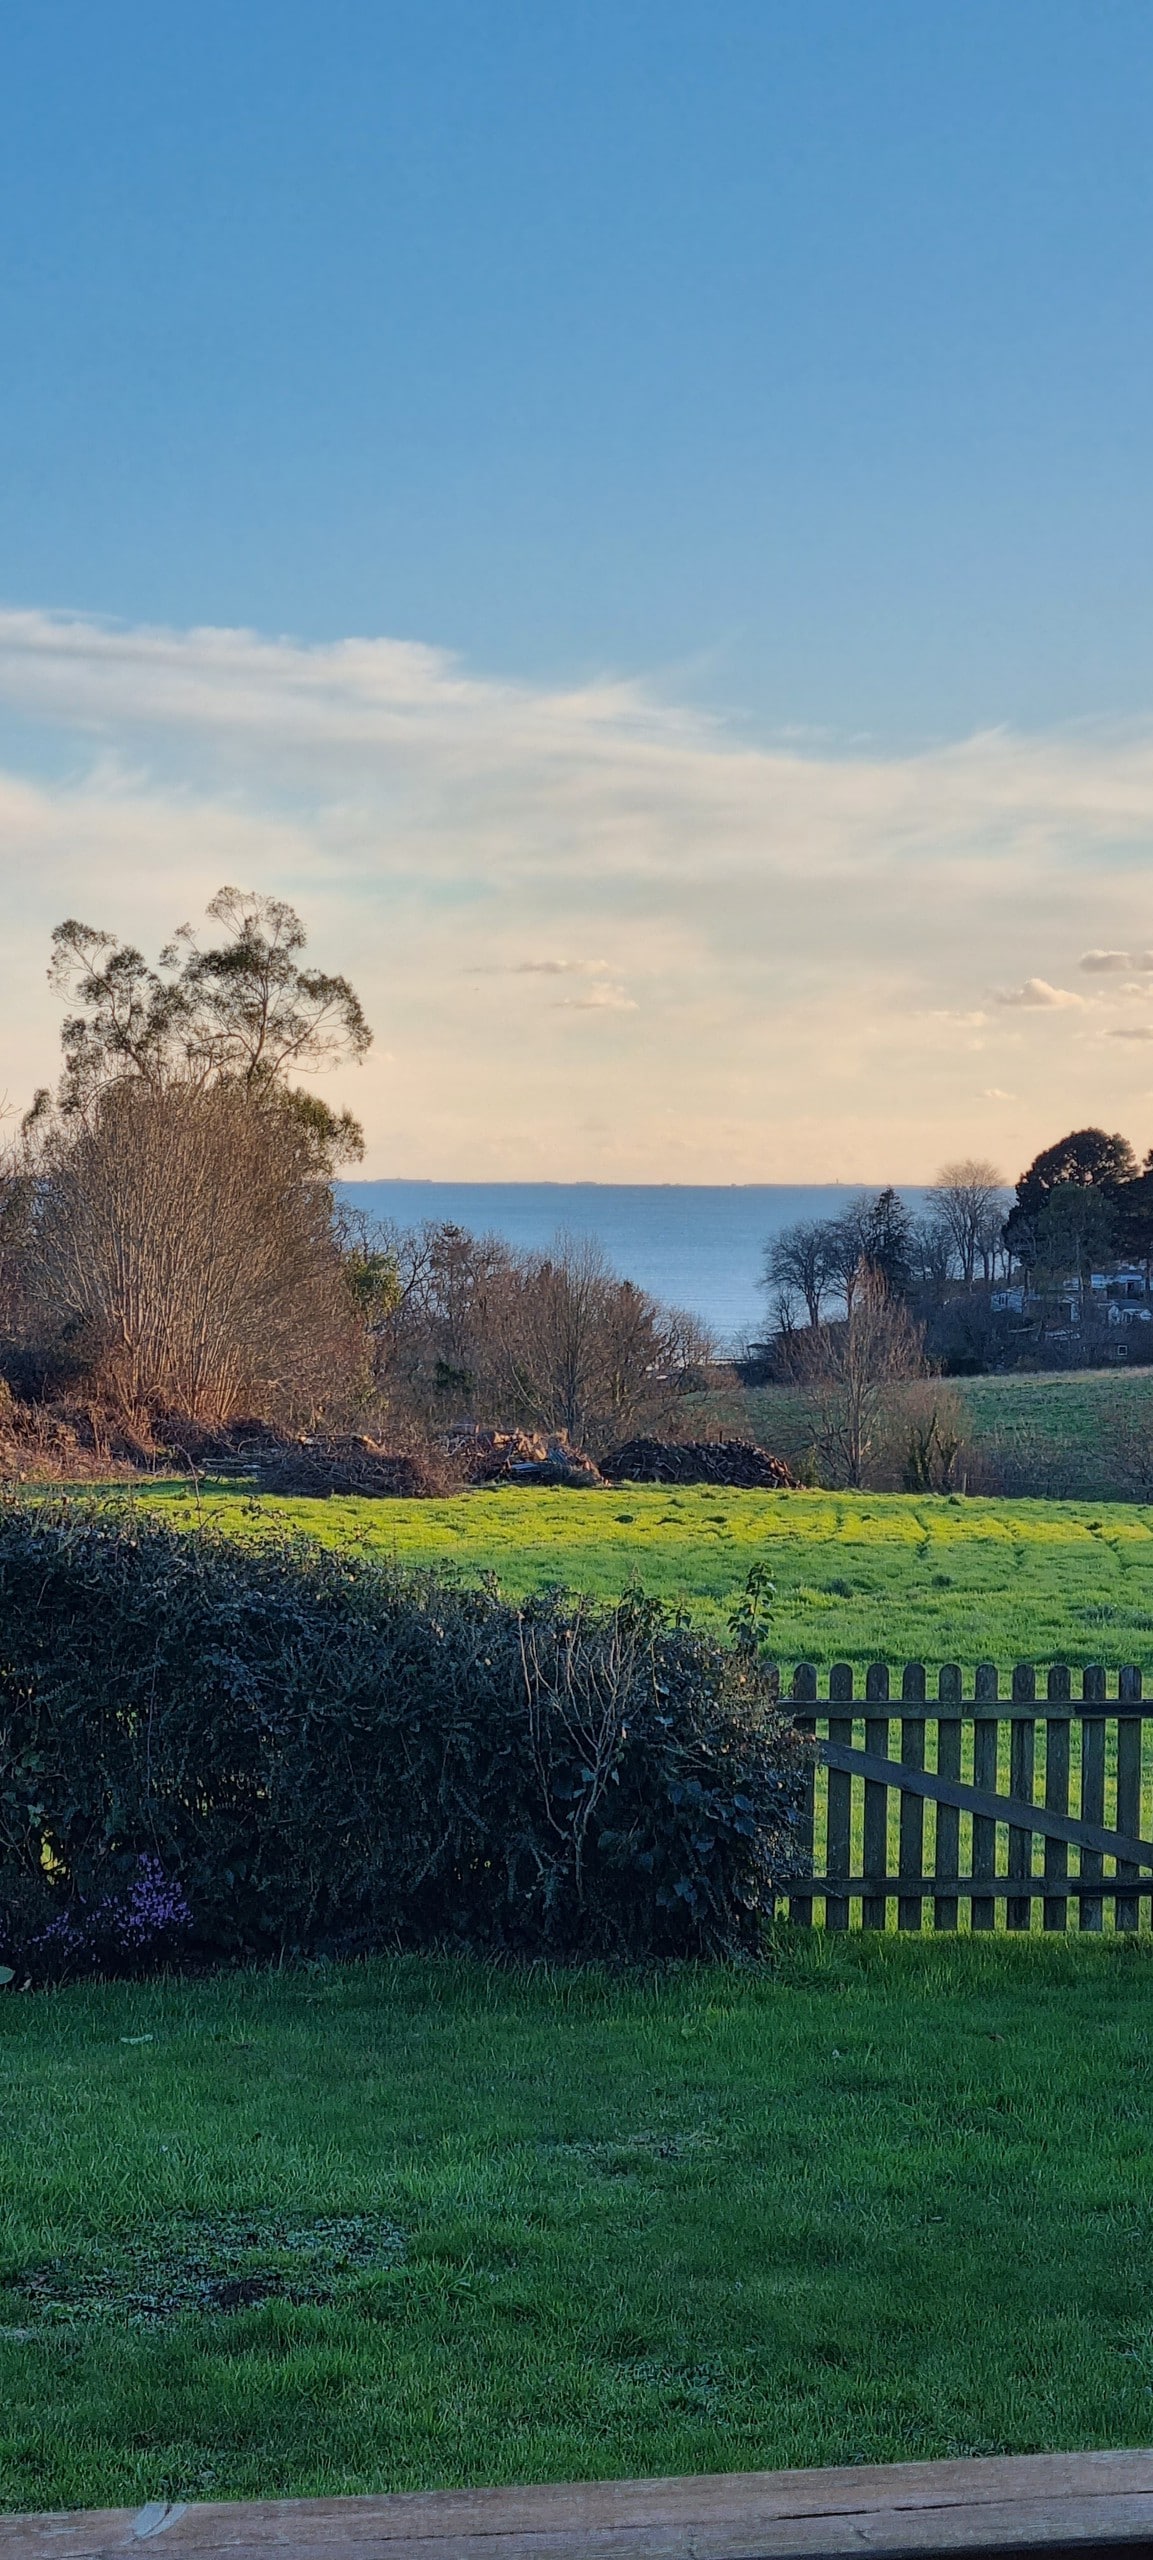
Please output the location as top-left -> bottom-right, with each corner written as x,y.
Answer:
27,1856 -> 192,1976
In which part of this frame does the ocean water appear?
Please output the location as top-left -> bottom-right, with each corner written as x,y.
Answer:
342,1181 -> 931,1350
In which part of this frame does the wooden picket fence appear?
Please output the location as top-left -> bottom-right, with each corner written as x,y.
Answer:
776,1661 -> 1153,1931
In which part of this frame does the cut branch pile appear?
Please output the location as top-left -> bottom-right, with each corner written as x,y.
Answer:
603,1437 -> 796,1488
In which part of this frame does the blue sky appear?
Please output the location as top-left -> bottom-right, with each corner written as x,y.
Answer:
5,0 -> 1153,735
2,3 -> 1153,1177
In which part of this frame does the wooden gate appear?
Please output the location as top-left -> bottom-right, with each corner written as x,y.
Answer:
777,1662 -> 1153,1931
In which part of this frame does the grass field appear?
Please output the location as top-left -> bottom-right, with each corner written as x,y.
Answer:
1,1941 -> 1151,2511
746,1367 -> 1153,1502
138,1479 -> 1153,1672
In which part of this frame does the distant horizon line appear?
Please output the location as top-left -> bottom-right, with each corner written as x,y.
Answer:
343,1176 -> 936,1191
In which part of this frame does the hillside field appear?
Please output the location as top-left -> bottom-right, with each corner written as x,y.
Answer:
745,1365 -> 1153,1502
138,1480 -> 1153,1673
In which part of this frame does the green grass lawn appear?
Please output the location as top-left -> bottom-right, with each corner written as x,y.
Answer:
136,1480 -> 1153,1673
2,1942 -> 1151,2511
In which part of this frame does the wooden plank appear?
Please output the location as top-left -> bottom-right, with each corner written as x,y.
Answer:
788,1665 -> 816,1927
1079,1665 -> 1107,1935
9,2450 -> 1153,2558
801,1702 -> 1153,1721
898,1663 -> 926,1931
862,1660 -> 890,1931
824,1663 -> 853,1931
934,1665 -> 962,1933
1116,1668 -> 1144,1932
1007,1663 -> 1036,1932
972,1662 -> 998,1933
1044,1665 -> 1071,1933
808,1872 -> 1152,1900
818,1742 -> 1153,1867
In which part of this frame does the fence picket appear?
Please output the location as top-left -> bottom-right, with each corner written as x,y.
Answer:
1079,1666 -> 1106,1934
934,1665 -> 962,1931
862,1662 -> 890,1931
1044,1664 -> 1071,1933
971,1663 -> 999,1931
898,1663 -> 926,1931
1007,1664 -> 1036,1932
789,1663 -> 817,1928
825,1663 -> 853,1931
1116,1666 -> 1143,1932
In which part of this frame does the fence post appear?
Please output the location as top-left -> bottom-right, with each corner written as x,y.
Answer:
935,1665 -> 962,1933
825,1663 -> 853,1931
972,1662 -> 999,1931
1116,1667 -> 1143,1933
898,1662 -> 926,1931
1079,1665 -> 1106,1934
1044,1664 -> 1071,1933
790,1664 -> 817,1928
862,1662 -> 891,1931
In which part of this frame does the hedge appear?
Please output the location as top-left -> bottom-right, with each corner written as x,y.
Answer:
0,1502 -> 810,1977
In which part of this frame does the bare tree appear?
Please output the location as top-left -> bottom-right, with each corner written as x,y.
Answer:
28,1082 -> 359,1425
496,1234 -> 700,1448
909,1211 -> 955,1301
354,1223 -> 716,1452
783,1263 -> 929,1488
930,1159 -> 1007,1285
764,1219 -> 835,1326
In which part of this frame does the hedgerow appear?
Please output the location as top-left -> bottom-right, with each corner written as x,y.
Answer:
0,1501 -> 809,1978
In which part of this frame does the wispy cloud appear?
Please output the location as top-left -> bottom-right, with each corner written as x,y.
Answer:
3,608 -> 1153,1175
994,979 -> 1085,1011
557,981 -> 638,1013
474,958 -> 611,977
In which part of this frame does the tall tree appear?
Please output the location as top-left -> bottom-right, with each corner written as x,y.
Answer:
763,1219 -> 835,1327
35,888 -> 371,1166
28,1080 -> 359,1423
826,1188 -> 916,1305
783,1265 -> 928,1488
1006,1128 -> 1137,1268
930,1158 -> 1006,1284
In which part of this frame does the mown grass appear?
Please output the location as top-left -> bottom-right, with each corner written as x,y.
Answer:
136,1480 -> 1153,1673
1,1942 -> 1151,2511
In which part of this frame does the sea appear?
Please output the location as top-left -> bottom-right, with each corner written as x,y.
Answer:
342,1182 -> 932,1354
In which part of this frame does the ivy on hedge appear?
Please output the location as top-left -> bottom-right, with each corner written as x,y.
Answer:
0,1501 -> 811,1976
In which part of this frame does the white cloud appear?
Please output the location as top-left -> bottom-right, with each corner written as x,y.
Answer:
1109,1026 -> 1153,1042
4,607 -> 1153,1175
1081,948 -> 1153,973
478,958 -> 610,977
993,978 -> 1085,1010
557,982 -> 638,1013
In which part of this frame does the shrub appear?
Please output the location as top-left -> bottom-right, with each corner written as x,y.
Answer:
0,1503 -> 810,1978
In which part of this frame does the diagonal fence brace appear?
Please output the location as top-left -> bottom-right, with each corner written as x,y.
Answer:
819,1738 -> 1153,1869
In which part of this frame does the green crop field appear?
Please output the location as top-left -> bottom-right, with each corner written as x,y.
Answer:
135,1479 -> 1153,1672
1,1941 -> 1151,2512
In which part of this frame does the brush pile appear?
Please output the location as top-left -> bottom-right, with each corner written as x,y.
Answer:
602,1437 -> 795,1489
